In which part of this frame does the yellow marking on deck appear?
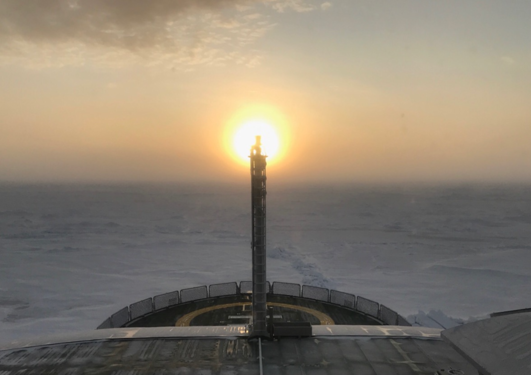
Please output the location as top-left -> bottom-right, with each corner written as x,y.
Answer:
176,303 -> 246,327
175,302 -> 335,327
271,302 -> 335,325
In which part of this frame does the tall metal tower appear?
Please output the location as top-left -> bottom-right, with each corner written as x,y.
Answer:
250,135 -> 268,337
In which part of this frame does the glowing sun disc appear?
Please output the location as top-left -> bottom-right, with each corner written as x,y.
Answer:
233,119 -> 280,161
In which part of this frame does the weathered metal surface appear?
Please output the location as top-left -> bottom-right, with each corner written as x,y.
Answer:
0,335 -> 479,374
260,337 -> 478,375
0,327 -> 250,352
0,338 -> 257,375
442,312 -> 531,375
490,307 -> 531,318
1,325 -> 443,352
272,322 -> 312,337
312,325 -> 443,338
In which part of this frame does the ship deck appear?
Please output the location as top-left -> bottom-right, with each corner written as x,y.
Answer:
0,326 -> 479,375
126,294 -> 382,328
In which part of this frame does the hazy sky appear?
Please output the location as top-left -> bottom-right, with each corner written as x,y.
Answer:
1,0 -> 530,183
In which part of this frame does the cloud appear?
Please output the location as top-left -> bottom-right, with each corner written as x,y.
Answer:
0,0 -> 319,68
0,1 -> 237,47
270,0 -> 316,13
321,2 -> 332,11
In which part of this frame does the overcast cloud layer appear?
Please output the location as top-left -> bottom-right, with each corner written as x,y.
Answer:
0,0 -> 322,67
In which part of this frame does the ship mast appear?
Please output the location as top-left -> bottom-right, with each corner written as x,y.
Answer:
250,135 -> 268,337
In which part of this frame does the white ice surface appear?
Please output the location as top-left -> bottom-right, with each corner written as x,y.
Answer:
1,183 -> 530,343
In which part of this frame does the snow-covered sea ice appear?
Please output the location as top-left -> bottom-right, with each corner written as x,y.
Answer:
1,183 -> 530,343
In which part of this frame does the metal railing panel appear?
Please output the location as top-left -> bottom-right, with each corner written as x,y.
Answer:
110,306 -> 130,328
302,285 -> 329,302
209,282 -> 239,297
130,298 -> 154,320
97,281 -> 411,329
379,305 -> 398,325
397,315 -> 412,327
330,290 -> 356,309
153,291 -> 180,310
180,285 -> 208,303
357,296 -> 380,318
240,281 -> 271,294
240,281 -> 252,294
96,317 -> 113,329
272,282 -> 300,297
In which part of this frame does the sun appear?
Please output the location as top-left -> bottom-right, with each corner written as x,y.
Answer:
232,119 -> 280,163
223,105 -> 289,166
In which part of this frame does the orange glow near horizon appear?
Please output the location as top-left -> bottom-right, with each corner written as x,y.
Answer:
224,106 -> 289,166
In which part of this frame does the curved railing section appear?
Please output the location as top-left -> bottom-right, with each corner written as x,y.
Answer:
97,281 -> 410,329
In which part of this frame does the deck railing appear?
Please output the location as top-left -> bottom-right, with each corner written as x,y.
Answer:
97,281 -> 410,329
